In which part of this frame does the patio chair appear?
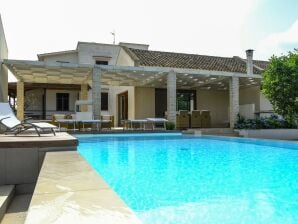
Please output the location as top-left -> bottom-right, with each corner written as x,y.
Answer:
101,115 -> 114,130
191,110 -> 201,128
201,110 -> 211,128
0,102 -> 56,136
176,110 -> 190,129
146,118 -> 168,130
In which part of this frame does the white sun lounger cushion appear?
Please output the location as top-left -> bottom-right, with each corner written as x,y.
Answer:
128,119 -> 148,123
146,118 -> 168,122
78,120 -> 101,123
56,119 -> 76,123
31,122 -> 56,128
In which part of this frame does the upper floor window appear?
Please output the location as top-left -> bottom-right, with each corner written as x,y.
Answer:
96,60 -> 108,65
56,93 -> 69,111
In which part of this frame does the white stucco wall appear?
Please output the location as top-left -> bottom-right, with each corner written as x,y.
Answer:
41,52 -> 78,64
196,89 -> 229,127
135,87 -> 155,119
108,86 -> 135,126
0,15 -> 8,102
239,86 -> 274,117
260,92 -> 273,111
239,86 -> 260,112
116,47 -> 135,66
77,42 -> 121,65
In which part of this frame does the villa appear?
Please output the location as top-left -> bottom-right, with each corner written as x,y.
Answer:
2,40 -> 273,130
1,13 -> 297,224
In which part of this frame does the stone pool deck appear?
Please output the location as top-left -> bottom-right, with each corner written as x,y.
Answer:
0,132 -> 142,224
25,151 -> 142,224
0,132 -> 78,190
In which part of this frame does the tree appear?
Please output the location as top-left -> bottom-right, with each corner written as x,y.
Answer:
262,50 -> 298,124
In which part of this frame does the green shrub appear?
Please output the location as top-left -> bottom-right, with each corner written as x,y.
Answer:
234,114 -> 297,129
262,50 -> 298,124
166,122 -> 175,130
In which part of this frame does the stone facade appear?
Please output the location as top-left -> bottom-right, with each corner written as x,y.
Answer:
167,71 -> 177,124
16,81 -> 24,120
80,84 -> 88,112
92,67 -> 101,120
229,76 -> 239,128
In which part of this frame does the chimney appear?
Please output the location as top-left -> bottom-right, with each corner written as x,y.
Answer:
246,49 -> 254,76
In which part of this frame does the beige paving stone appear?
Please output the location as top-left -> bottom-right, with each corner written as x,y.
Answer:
40,159 -> 92,173
24,151 -> 142,224
25,189 -> 141,224
35,169 -> 110,194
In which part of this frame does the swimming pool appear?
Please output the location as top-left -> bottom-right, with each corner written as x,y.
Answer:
77,134 -> 298,224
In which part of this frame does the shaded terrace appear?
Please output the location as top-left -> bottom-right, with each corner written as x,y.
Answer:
3,59 -> 262,128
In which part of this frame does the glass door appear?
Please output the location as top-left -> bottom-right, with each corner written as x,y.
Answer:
117,91 -> 128,126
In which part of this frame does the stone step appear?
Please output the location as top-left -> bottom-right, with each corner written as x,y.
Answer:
185,128 -> 239,137
200,128 -> 235,134
204,132 -> 240,137
186,128 -> 235,133
1,194 -> 32,224
0,185 -> 15,222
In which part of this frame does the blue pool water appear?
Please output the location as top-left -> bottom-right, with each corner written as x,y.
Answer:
77,134 -> 298,224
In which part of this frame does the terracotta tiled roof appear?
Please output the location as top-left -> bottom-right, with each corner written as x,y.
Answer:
253,60 -> 269,70
127,48 -> 269,74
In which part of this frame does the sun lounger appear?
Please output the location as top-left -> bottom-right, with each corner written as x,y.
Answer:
146,118 -> 168,130
125,119 -> 148,130
75,112 -> 101,131
0,102 -> 56,136
56,118 -> 77,131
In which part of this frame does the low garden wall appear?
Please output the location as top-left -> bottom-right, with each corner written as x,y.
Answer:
236,129 -> 298,140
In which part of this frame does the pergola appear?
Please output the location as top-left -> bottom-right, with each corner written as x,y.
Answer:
3,59 -> 262,127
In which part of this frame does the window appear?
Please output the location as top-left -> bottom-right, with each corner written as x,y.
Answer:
101,92 -> 108,110
56,93 -> 69,111
96,60 -> 108,65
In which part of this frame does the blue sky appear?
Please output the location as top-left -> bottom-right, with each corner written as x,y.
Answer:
1,0 -> 297,66
244,0 -> 298,58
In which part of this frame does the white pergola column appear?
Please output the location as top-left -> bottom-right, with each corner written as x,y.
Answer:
167,70 -> 177,124
229,76 -> 239,128
92,67 -> 101,120
80,83 -> 88,112
16,81 -> 24,120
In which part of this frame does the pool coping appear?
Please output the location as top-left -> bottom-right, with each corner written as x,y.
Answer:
24,151 -> 142,224
0,132 -> 78,148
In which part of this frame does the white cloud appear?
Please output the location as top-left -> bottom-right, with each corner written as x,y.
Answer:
1,0 -> 258,60
256,20 -> 298,59
2,0 -> 260,81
